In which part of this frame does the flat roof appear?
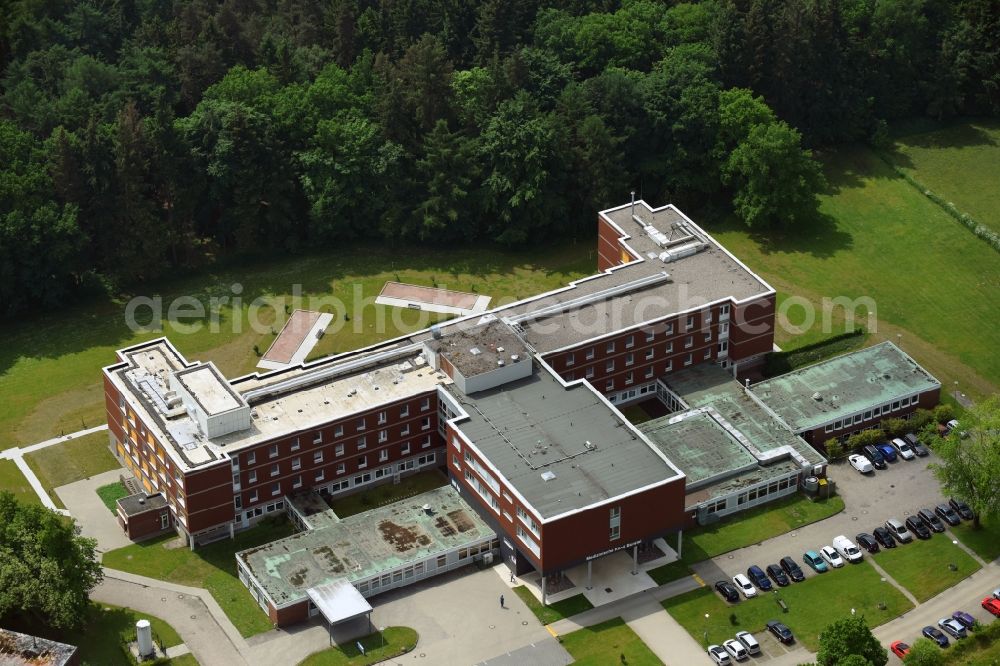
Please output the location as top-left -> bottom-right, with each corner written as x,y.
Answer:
446,365 -> 683,520
307,579 -> 372,625
0,629 -> 77,666
117,492 -> 168,516
238,486 -> 493,607
750,342 -> 941,432
640,412 -> 757,486
174,363 -> 244,415
426,319 -> 529,377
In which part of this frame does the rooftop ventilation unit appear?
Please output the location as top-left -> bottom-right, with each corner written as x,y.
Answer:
540,471 -> 557,482
812,392 -> 823,401
469,347 -> 481,355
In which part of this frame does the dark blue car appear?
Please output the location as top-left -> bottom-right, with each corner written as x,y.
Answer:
747,565 -> 773,591
875,442 -> 898,462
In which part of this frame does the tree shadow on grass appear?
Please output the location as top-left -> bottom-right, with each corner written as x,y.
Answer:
894,121 -> 998,150
748,211 -> 853,260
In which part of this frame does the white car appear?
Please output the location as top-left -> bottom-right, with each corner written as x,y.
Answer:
993,588 -> 1000,600
848,454 -> 874,474
820,545 -> 845,568
723,638 -> 748,661
891,437 -> 916,460
735,630 -> 760,655
832,535 -> 863,563
708,644 -> 732,665
732,573 -> 758,598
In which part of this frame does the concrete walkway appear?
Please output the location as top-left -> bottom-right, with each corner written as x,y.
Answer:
54,469 -> 132,553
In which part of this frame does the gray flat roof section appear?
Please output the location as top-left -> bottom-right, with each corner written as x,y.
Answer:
426,319 -> 529,377
447,367 -> 682,520
664,364 -> 825,466
750,342 -> 940,432
238,486 -> 494,607
639,412 -> 757,486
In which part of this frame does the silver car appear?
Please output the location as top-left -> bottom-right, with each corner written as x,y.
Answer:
885,518 -> 913,543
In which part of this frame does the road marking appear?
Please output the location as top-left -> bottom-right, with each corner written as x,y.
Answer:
691,573 -> 706,587
545,625 -> 558,638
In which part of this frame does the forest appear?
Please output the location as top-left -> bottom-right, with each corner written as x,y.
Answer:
0,0 -> 997,315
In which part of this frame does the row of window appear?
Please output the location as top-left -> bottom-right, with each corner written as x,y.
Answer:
241,428 -> 434,470
353,540 -> 497,596
822,394 -> 922,433
566,326 -> 729,368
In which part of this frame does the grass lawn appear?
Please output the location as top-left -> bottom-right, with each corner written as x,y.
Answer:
705,144 -> 1000,399
326,469 -> 447,518
677,495 -> 843,565
297,627 -> 418,666
950,519 -> 1000,562
24,431 -> 121,508
512,586 -> 594,625
97,481 -> 130,513
0,242 -> 592,451
620,404 -> 654,425
102,517 -> 296,637
2,602 -> 189,665
888,119 -> 1000,235
647,560 -> 694,586
663,561 -> 912,651
559,617 -> 663,666
872,534 -> 982,602
0,459 -> 42,505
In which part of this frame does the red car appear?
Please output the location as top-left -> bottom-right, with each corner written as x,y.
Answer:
890,640 -> 910,659
983,597 -> 1000,617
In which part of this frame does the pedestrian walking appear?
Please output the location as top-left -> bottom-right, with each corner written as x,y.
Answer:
500,594 -> 505,608
510,571 -> 515,583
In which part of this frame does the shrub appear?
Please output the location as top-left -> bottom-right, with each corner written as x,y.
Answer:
825,438 -> 845,460
932,404 -> 954,423
847,429 -> 883,451
880,417 -> 908,437
909,408 -> 934,430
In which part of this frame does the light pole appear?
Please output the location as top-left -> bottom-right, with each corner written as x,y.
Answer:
379,626 -> 385,651
704,613 -> 710,645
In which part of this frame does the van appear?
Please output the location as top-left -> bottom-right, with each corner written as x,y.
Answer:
885,518 -> 913,543
832,535 -> 863,563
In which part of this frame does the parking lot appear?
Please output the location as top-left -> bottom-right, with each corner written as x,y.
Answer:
690,446 -> 964,662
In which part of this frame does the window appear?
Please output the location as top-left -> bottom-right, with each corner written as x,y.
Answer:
357,417 -> 366,431
625,371 -> 633,385
585,367 -> 595,379
420,397 -> 431,411
379,449 -> 388,462
336,443 -> 345,456
606,360 -> 614,373
334,425 -> 343,437
246,452 -> 256,465
665,341 -> 674,353
400,404 -> 409,418
293,475 -> 302,489
645,348 -> 654,360
606,379 -> 614,391
422,436 -> 432,449
566,352 -> 575,366
664,322 -> 674,334
421,417 -> 431,430
684,335 -> 693,349
249,490 -> 258,503
606,341 -> 615,353
378,411 -> 387,424
269,444 -> 279,458
585,347 -> 595,360
311,432 -> 321,445
358,456 -> 368,469
291,437 -> 300,451
452,454 -> 461,470
291,457 -> 301,470
401,442 -> 411,455
625,353 -> 634,366
645,366 -> 654,379
625,335 -> 634,348
720,303 -> 730,319
686,315 -> 694,331
665,360 -> 673,372
379,430 -> 388,443
719,322 -> 729,337
234,496 -> 242,510
717,341 -> 728,354
248,470 -> 257,484
892,400 -> 900,410
357,436 -> 367,450
645,329 -> 655,342
337,463 -> 345,475
119,396 -> 126,411
271,482 -> 280,496
703,348 -> 711,360
315,469 -> 325,482
853,414 -> 862,424
704,309 -> 713,323
313,451 -> 323,464
704,331 -> 712,342
270,463 -> 280,477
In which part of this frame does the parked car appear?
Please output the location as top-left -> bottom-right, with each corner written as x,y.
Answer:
905,433 -> 930,457
938,618 -> 967,639
890,641 -> 911,659
982,597 -> 1000,617
950,498 -> 975,521
876,442 -> 898,462
820,545 -> 846,568
885,518 -> 913,543
766,620 -> 794,644
856,533 -> 880,554
734,631 -> 760,655
918,508 -> 946,533
922,626 -> 949,648
732,573 -> 757,599
708,644 -> 732,665
935,503 -> 961,526
906,515 -> 932,539
872,526 -> 897,549
803,550 -> 829,573
862,444 -> 887,469
848,453 -> 874,474
946,418 -> 960,432
779,556 -> 805,582
994,587 -> 1000,600
746,565 -> 773,592
715,580 -> 740,603
952,610 -> 976,629
891,437 -> 916,460
766,564 -> 789,587
723,638 -> 748,661
832,535 -> 863,563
